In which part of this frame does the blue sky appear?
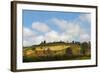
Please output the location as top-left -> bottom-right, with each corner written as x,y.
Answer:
22,10 -> 91,46
23,10 -> 80,25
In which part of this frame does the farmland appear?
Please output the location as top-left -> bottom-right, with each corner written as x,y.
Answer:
23,41 -> 91,62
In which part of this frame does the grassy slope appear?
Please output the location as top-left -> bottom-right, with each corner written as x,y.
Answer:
23,42 -> 91,62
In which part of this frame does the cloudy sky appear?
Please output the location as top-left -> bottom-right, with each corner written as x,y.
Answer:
23,10 -> 91,47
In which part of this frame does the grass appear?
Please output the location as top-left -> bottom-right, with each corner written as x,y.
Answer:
23,55 -> 91,62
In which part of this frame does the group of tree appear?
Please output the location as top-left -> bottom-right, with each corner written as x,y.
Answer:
80,41 -> 91,55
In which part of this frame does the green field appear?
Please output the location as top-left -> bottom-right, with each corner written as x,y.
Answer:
23,55 -> 91,62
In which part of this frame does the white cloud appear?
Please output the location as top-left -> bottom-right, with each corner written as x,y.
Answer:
23,27 -> 38,47
52,18 -> 90,42
23,35 -> 44,47
23,30 -> 73,47
60,33 -> 73,42
52,18 -> 81,37
23,40 -> 34,47
34,35 -> 44,44
52,18 -> 67,30
23,27 -> 36,37
32,22 -> 51,33
80,32 -> 90,42
23,17 -> 91,47
23,29 -> 90,47
52,18 -> 81,35
79,14 -> 91,23
43,30 -> 73,43
43,30 -> 78,43
66,23 -> 81,37
44,30 -> 60,42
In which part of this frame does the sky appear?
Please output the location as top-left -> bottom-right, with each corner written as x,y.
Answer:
22,10 -> 91,47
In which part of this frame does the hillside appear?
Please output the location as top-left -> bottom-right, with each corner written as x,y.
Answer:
23,41 -> 91,62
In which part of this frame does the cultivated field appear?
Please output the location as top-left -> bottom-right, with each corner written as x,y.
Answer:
23,42 -> 91,62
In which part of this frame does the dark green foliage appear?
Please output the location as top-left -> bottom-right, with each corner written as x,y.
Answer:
81,42 -> 91,55
23,55 -> 91,62
65,47 -> 73,56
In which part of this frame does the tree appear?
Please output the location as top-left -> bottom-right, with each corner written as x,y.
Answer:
72,41 -> 75,44
40,40 -> 46,44
81,42 -> 90,55
43,40 -> 46,43
65,47 -> 73,56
